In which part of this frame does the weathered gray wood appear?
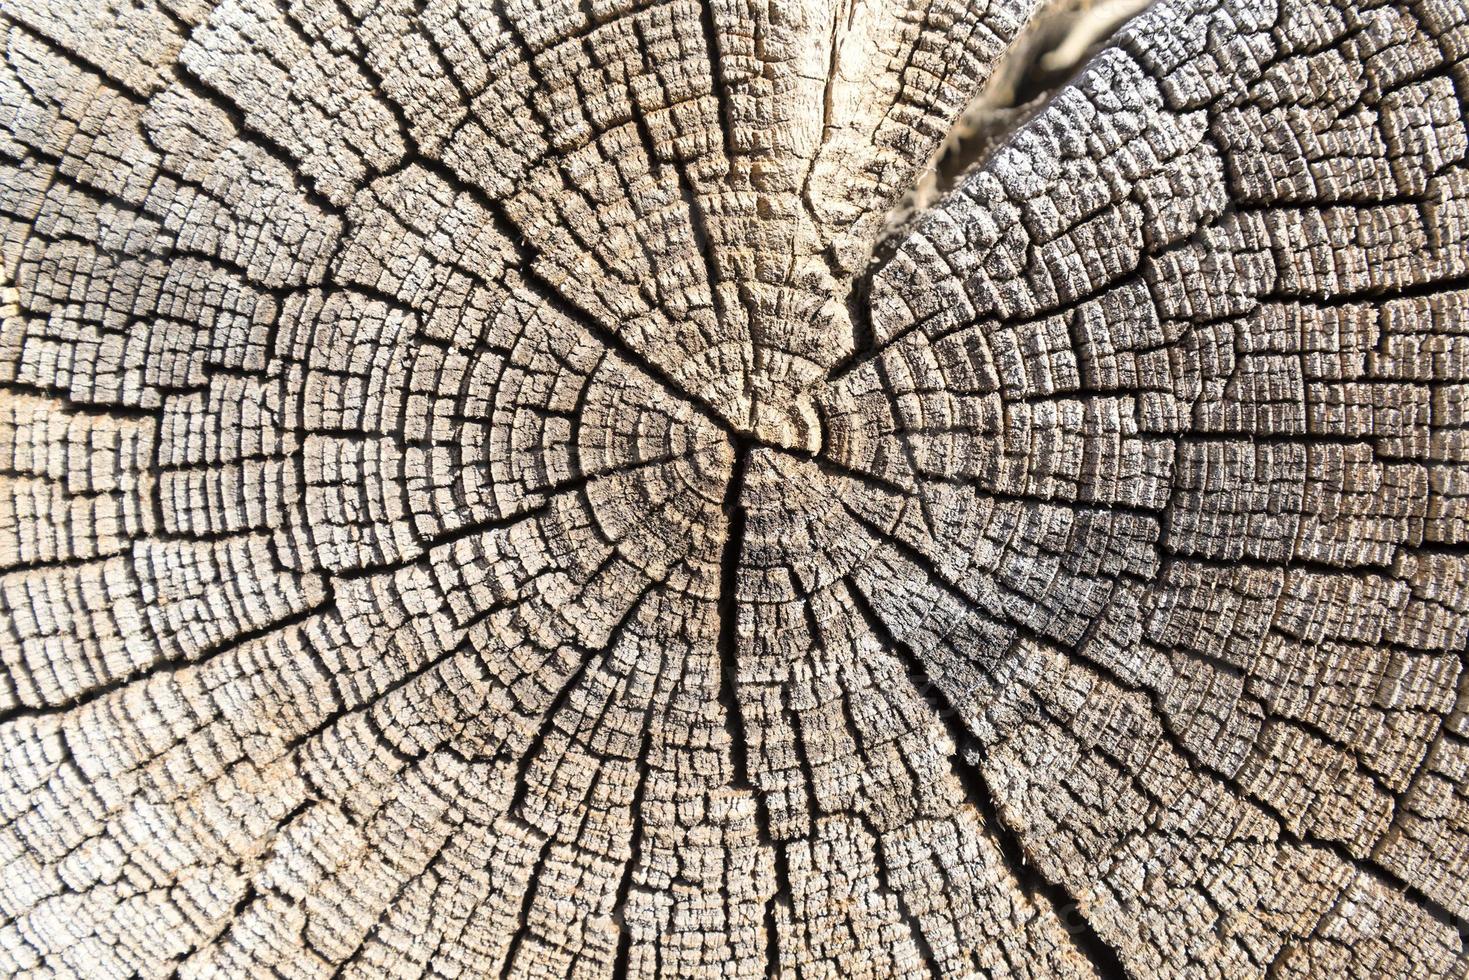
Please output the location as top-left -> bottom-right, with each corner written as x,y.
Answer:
0,0 -> 1466,976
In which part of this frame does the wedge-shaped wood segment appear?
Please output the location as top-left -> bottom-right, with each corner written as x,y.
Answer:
1,0 -> 1467,976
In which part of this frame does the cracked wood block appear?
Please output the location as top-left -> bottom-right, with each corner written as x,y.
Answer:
0,0 -> 1467,976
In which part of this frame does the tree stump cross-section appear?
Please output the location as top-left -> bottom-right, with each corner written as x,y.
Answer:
1,0 -> 1468,976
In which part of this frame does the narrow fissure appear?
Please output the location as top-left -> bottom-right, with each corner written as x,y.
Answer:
611,718 -> 656,980
845,579 -> 1131,980
831,0 -> 1157,383
909,0 -> 1155,215
627,18 -> 749,419
714,439 -> 792,976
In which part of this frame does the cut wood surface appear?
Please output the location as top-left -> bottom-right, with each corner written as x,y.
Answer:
1,0 -> 1468,976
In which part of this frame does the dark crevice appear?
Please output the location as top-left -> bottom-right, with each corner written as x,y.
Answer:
340,3 -> 746,442
168,62 -> 346,224
228,881 -> 260,924
327,501 -> 552,583
713,438 -> 791,975
825,0 -> 1156,386
693,0 -> 737,164
1041,577 -> 1469,946
927,0 -> 1155,199
0,592 -> 335,727
859,808 -> 943,980
610,719 -> 655,980
499,834 -> 555,979
627,18 -> 747,421
845,479 -> 1469,944
762,887 -> 782,980
328,831 -> 454,979
494,566 -> 661,776
716,438 -> 753,795
844,579 -> 1131,980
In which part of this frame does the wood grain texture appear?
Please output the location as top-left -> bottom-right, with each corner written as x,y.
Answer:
0,0 -> 1467,976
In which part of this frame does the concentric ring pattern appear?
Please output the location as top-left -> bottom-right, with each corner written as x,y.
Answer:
1,0 -> 1467,976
